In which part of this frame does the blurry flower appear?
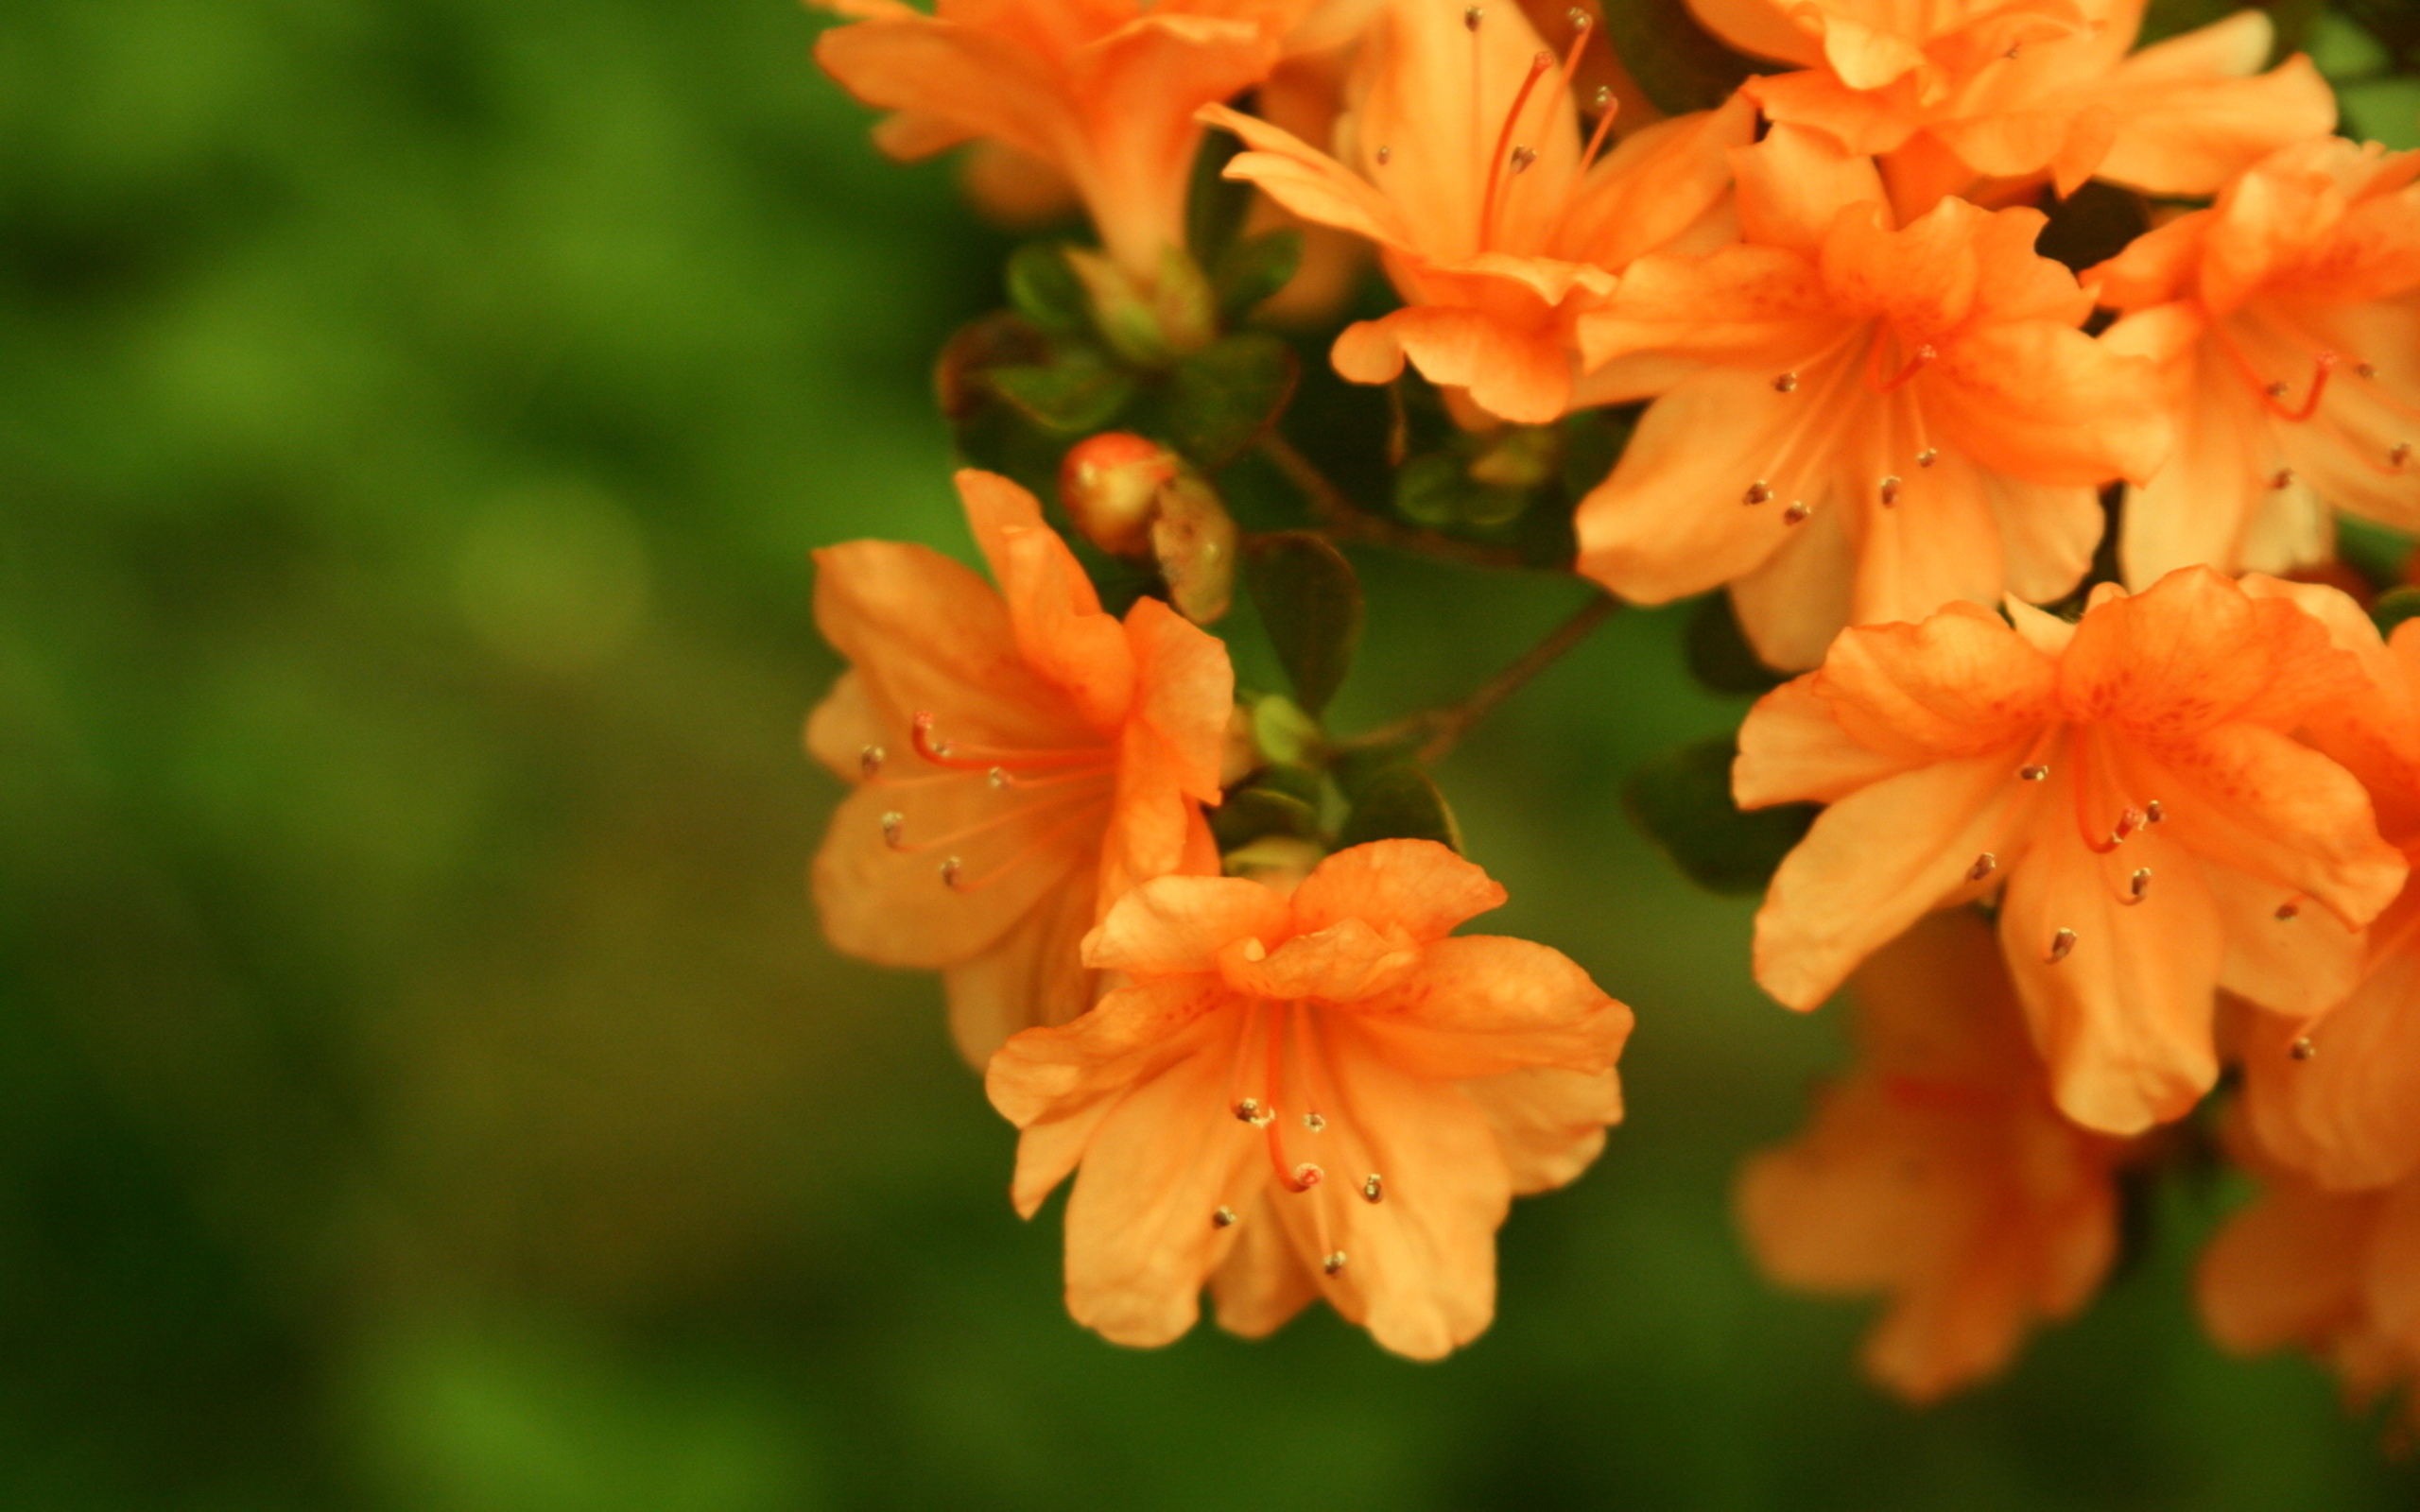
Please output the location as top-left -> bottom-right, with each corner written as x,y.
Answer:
807,470 -> 1233,1064
814,0 -> 1305,279
2093,138 -> 2420,587
1734,567 -> 2406,1134
2199,1141 -> 2420,1443
986,839 -> 1632,1357
1203,0 -> 1755,423
1739,911 -> 2126,1401
1574,126 -> 2169,669
1689,0 -> 2333,216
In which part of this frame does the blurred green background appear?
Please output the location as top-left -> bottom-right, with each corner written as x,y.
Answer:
4,2 -> 2419,1507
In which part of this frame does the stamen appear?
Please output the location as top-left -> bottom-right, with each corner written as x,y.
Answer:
1464,4 -> 1481,27
1577,87 -> 1618,175
2275,900 -> 2301,921
987,765 -> 1008,790
1234,1097 -> 1262,1124
2394,442 -> 2412,470
940,855 -> 963,888
1212,1206 -> 1238,1228
2271,467 -> 2296,490
1479,52 -> 1555,249
1362,1174 -> 1385,1203
2145,799 -> 2165,824
881,811 -> 906,848
1916,447 -> 1938,468
1879,475 -> 1902,507
909,712 -> 1105,771
2127,867 -> 2151,903
1303,1111 -> 1327,1132
2019,764 -> 2049,781
1510,145 -> 1538,175
860,745 -> 886,778
1744,481 -> 1772,506
1322,1251 -> 1348,1276
1872,341 -> 1939,395
1292,1162 -> 1325,1190
1773,372 -> 1799,393
2290,1037 -> 2316,1060
2048,927 -> 2077,962
1375,145 -> 1392,166
1967,852 -> 1996,882
2360,363 -> 2379,381
2110,806 -> 2146,845
1782,502 -> 1810,525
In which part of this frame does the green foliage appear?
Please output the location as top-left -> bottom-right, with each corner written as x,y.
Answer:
1004,241 -> 1093,336
1165,331 -> 1298,466
1624,736 -> 1817,895
1185,126 -> 1256,269
1596,0 -> 1771,114
987,347 -> 1139,435
1243,531 -> 1364,714
1338,765 -> 1463,851
1212,229 -> 1304,324
2036,181 -> 2151,277
1684,593 -> 1789,696
2373,586 -> 2420,638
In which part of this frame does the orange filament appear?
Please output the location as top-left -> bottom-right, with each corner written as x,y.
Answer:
1479,51 -> 1554,249
910,711 -> 1109,771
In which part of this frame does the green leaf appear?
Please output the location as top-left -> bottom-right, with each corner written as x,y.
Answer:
1186,127 -> 1255,268
2341,512 -> 2414,590
1209,783 -> 1323,850
2034,180 -> 2149,277
1596,0 -> 1769,115
2374,587 -> 2420,639
1251,694 -> 1322,767
1623,735 -> 1816,895
1212,230 -> 1303,324
1165,331 -> 1298,467
1685,593 -> 1789,696
1243,532 -> 1363,715
988,350 -> 1137,434
1004,242 -> 1091,337
1393,451 -> 1528,530
1338,765 -> 1461,852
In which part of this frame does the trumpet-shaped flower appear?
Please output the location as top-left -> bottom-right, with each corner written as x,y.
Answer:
2199,1146 -> 2420,1441
1734,567 -> 2406,1134
2093,138 -> 2420,586
808,471 -> 1232,1064
2227,593 -> 2420,1190
1202,0 -> 1756,423
1689,0 -> 2333,215
1575,126 -> 2169,669
1739,912 -> 2125,1401
986,840 -> 1632,1358
815,0 -> 1308,278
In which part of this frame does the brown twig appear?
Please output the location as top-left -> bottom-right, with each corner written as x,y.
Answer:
1256,433 -> 1530,570
1345,590 -> 1622,764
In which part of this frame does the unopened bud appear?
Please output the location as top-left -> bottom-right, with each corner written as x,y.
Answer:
1150,473 -> 1238,624
1058,433 -> 1177,557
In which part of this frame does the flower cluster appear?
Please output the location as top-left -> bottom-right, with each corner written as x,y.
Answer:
804,0 -> 2420,1418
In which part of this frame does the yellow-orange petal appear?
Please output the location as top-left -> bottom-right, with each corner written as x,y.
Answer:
1080,873 -> 1295,978
1331,305 -> 1573,424
1288,837 -> 1506,942
1352,935 -> 1633,1080
1459,1066 -> 1625,1195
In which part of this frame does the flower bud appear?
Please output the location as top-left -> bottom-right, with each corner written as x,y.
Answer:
1150,472 -> 1238,625
1065,247 -> 1216,367
1058,433 -> 1178,557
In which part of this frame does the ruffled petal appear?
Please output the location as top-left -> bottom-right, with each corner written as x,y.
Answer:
1081,873 -> 1295,977
2197,1174 -> 2375,1353
1288,837 -> 1506,941
1734,677 -> 1920,809
1330,304 -> 1573,423
942,862 -> 1101,1065
1458,1066 -> 1624,1194
1350,935 -> 1633,1080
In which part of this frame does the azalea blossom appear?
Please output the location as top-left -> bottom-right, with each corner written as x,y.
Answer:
1202,0 -> 1756,423
807,470 -> 1232,1064
1688,0 -> 2333,216
1739,912 -> 2125,1401
986,839 -> 1632,1358
2199,1145 -> 2420,1441
814,0 -> 1309,279
1733,566 -> 2406,1134
2226,590 -> 2420,1191
2093,138 -> 2420,587
1574,125 -> 2169,669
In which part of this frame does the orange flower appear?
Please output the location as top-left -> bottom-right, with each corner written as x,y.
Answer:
1739,912 -> 2126,1402
2227,592 -> 2420,1191
1574,125 -> 2169,669
1688,0 -> 2333,216
814,0 -> 1307,278
2199,1149 -> 2420,1441
1201,0 -> 1756,423
1734,566 -> 2406,1134
807,470 -> 1232,1064
985,839 -> 1632,1357
2093,138 -> 2420,587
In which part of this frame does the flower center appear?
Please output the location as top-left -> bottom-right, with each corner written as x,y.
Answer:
1219,1000 -> 1383,1280
2216,304 -> 2417,488
1435,7 -> 1614,255
860,712 -> 1116,892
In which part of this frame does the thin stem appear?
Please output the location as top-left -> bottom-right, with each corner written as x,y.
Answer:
1347,591 -> 1621,764
1256,434 -> 1530,570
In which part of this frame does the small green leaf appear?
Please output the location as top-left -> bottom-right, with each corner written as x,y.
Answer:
1210,784 -> 1323,850
1166,331 -> 1298,467
1624,735 -> 1816,895
1596,0 -> 1769,115
1251,694 -> 1322,767
1187,128 -> 1256,268
1338,765 -> 1461,852
2340,512 -> 2414,591
1005,242 -> 1092,336
1212,230 -> 1304,324
1243,532 -> 1363,715
989,351 -> 1138,434
1393,451 -> 1527,530
2374,586 -> 2420,639
1685,593 -> 1789,696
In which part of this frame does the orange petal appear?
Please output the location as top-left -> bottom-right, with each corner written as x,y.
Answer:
1288,838 -> 1507,942
1458,1066 -> 1625,1195
942,865 -> 1101,1066
1929,320 -> 2172,487
1558,94 -> 1758,267
2197,1174 -> 2375,1353
1206,1186 -> 1322,1338
2240,904 -> 2420,1191
1731,123 -> 1892,258
1351,935 -> 1633,1080
815,17 -> 1072,166
1734,677 -> 1921,809
1728,506 -> 1860,671
1685,0 -> 1824,64
1219,918 -> 1423,1002
1200,102 -> 1412,249
1575,245 -> 1838,370
958,471 -> 1140,730
1754,751 -> 2033,1010
1330,304 -> 1573,423
1082,873 -> 1295,977
1810,603 -> 2060,762
2206,860 -> 2367,1021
